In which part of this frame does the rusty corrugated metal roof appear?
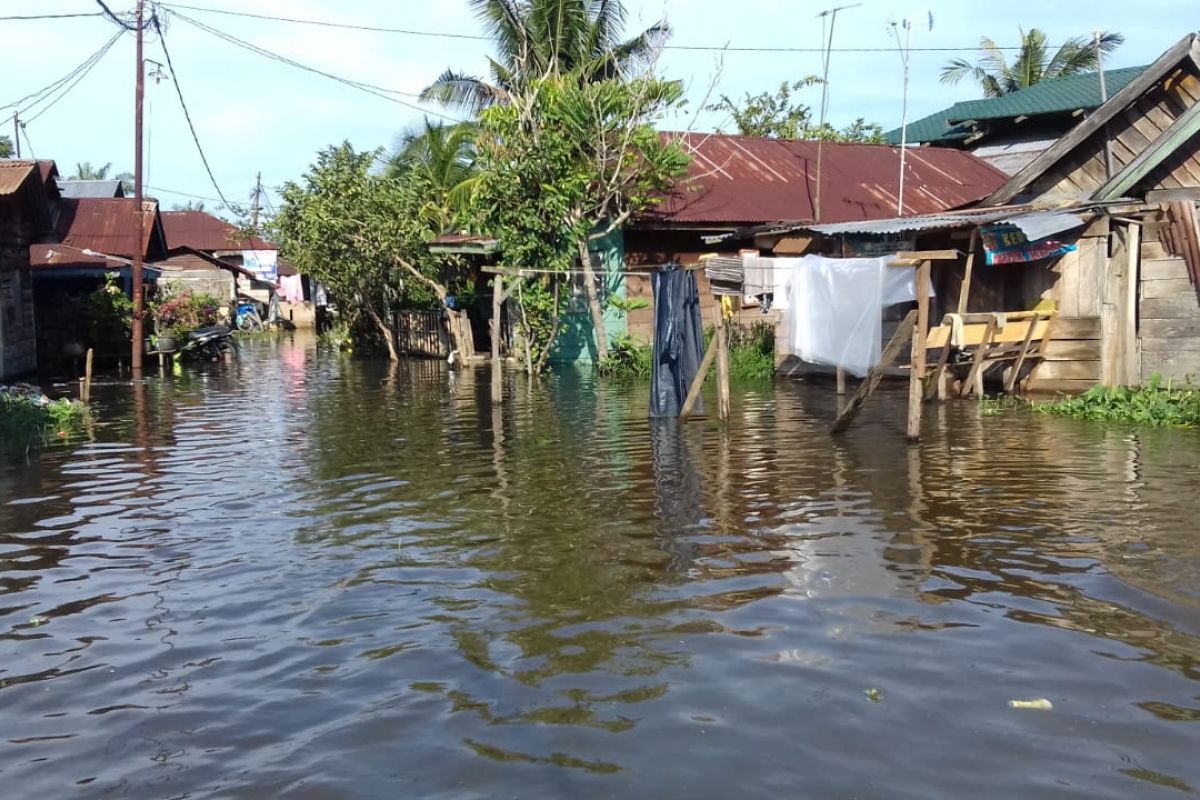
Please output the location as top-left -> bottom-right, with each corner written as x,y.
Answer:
0,161 -> 37,196
646,133 -> 1009,226
162,210 -> 275,252
46,198 -> 165,260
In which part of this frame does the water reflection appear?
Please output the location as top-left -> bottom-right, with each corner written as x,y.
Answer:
0,336 -> 1198,798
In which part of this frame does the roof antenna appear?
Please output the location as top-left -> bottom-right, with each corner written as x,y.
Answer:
889,18 -> 914,215
814,3 -> 860,223
1095,30 -> 1113,179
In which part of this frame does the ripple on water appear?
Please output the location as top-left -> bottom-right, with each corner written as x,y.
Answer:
0,339 -> 1198,799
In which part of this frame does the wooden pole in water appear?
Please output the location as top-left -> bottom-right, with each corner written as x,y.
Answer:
906,261 -> 931,442
491,274 -> 503,405
957,229 -> 979,315
83,348 -> 93,405
680,334 -> 719,419
716,310 -> 731,421
831,308 -> 917,434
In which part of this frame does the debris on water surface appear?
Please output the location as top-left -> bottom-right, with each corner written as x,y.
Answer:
28,616 -> 48,627
1008,698 -> 1053,710
864,688 -> 883,703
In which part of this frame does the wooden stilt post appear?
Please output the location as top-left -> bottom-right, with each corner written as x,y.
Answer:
82,348 -> 93,404
906,261 -> 931,442
491,273 -> 504,405
960,316 -> 996,399
926,337 -> 953,401
836,367 -> 846,395
716,311 -> 731,421
680,335 -> 719,420
1005,316 -> 1040,393
831,309 -> 917,434
957,229 -> 979,314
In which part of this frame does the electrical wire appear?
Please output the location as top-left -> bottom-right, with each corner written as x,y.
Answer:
19,125 -> 36,159
162,8 -> 463,121
94,0 -> 135,29
157,2 -> 1044,53
1,30 -> 125,112
146,184 -> 223,201
0,13 -> 105,21
21,32 -> 125,124
152,12 -> 236,211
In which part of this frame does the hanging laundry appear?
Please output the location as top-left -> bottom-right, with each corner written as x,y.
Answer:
743,254 -> 793,312
277,274 -> 305,304
649,266 -> 706,418
783,255 -> 930,377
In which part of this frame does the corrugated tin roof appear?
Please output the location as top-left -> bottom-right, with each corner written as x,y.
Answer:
162,210 -> 275,252
885,66 -> 1148,144
30,243 -> 126,270
800,207 -> 1025,236
58,179 -> 126,199
948,65 -> 1147,124
0,161 -> 37,196
646,132 -> 1007,225
42,198 -> 163,260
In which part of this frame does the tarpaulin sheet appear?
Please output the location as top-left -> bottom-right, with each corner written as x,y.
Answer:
650,267 -> 705,418
784,255 -> 927,377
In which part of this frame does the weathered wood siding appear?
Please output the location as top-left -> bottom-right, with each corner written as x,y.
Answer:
1027,69 -> 1200,203
0,205 -> 38,380
1138,233 -> 1200,380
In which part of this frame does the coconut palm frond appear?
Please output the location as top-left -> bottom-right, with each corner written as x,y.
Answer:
942,26 -> 1124,97
420,70 -> 508,115
469,0 -> 530,71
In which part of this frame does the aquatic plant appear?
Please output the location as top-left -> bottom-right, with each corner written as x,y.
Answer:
1036,375 -> 1200,426
0,387 -> 90,450
596,333 -> 652,380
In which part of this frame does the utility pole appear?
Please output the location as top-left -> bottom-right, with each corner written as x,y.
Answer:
131,0 -> 146,372
814,3 -> 859,222
250,171 -> 262,231
12,112 -> 20,158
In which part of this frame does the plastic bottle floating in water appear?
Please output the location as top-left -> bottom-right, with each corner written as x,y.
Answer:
1008,698 -> 1053,710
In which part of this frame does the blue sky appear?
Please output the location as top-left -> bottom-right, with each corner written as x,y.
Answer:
3,1 -> 1196,217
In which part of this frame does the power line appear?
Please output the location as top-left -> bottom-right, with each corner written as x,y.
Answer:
94,0 -> 135,30
2,30 -> 125,112
161,8 -> 463,121
146,184 -> 222,201
157,2 -> 1046,53
22,32 -> 126,124
152,12 -> 236,212
0,13 -> 105,21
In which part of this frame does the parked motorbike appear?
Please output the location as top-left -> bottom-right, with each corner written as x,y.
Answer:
182,324 -> 237,362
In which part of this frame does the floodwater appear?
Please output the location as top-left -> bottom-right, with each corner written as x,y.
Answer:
2,335 -> 1199,800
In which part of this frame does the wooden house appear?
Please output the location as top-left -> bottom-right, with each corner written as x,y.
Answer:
0,161 -> 55,380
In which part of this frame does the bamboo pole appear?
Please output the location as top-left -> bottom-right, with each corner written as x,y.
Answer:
680,335 -> 720,420
83,348 -> 93,405
906,261 -> 931,442
831,309 -> 917,434
716,312 -> 731,421
491,274 -> 503,405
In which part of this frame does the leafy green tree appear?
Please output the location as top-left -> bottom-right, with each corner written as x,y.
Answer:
708,79 -> 885,142
272,143 -> 469,360
0,135 -> 12,158
420,0 -> 668,114
473,74 -> 688,369
942,28 -> 1124,97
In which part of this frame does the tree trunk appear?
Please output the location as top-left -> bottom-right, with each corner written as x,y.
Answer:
370,308 -> 400,362
491,274 -> 504,405
577,237 -> 609,361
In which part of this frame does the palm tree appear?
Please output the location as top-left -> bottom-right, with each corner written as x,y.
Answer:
941,29 -> 1124,97
419,0 -> 668,114
70,161 -> 112,180
384,120 -> 478,227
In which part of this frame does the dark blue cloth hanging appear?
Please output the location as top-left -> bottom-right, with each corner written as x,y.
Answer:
650,266 -> 705,418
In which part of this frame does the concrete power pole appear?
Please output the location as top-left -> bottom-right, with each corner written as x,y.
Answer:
251,171 -> 262,231
131,0 -> 146,371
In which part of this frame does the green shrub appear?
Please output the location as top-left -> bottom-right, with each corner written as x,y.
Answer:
727,321 -> 775,381
0,390 -> 89,450
597,333 -> 652,380
1036,374 -> 1200,426
85,273 -> 134,345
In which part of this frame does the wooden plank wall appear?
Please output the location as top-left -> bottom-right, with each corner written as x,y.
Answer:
1027,69 -> 1200,202
1139,217 -> 1200,381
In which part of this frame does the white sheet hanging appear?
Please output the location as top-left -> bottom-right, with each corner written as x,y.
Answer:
783,254 -> 930,377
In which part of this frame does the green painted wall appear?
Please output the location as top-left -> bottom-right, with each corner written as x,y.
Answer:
550,229 -> 626,365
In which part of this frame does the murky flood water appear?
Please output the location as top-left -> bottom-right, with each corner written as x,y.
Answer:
2,335 -> 1199,799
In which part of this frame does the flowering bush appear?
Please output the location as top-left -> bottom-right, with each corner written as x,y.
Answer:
152,286 -> 223,339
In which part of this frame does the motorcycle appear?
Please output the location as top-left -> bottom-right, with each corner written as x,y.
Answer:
181,324 -> 238,362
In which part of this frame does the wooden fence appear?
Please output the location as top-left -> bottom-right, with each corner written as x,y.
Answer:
394,310 -> 450,358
